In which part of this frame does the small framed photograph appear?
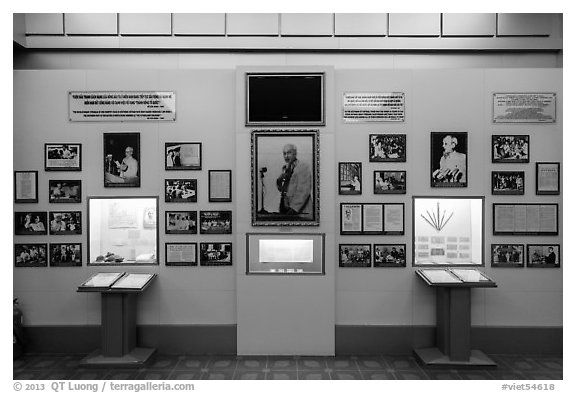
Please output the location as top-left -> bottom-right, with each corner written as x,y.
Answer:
49,180 -> 81,203
340,203 -> 363,235
15,212 -> 48,235
369,134 -> 406,162
492,171 -> 525,195
49,243 -> 82,267
104,132 -> 140,187
14,171 -> 38,203
44,143 -> 82,171
165,142 -> 202,170
374,244 -> 406,267
431,132 -> 468,187
492,135 -> 529,163
527,244 -> 560,268
374,170 -> 406,194
338,162 -> 362,195
491,244 -> 524,268
209,170 -> 232,202
200,242 -> 232,266
165,179 -> 197,203
199,211 -> 232,234
49,211 -> 82,235
536,162 -> 560,195
165,243 -> 198,266
15,243 -> 47,267
339,244 -> 371,267
165,211 -> 197,234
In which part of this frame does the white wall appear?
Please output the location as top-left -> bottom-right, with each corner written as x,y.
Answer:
12,60 -> 562,329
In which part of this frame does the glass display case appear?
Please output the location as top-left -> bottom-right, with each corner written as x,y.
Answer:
246,233 -> 325,275
88,196 -> 159,265
413,196 -> 484,266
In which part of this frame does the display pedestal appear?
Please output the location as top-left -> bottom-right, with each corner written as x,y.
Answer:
414,269 -> 497,368
77,273 -> 157,368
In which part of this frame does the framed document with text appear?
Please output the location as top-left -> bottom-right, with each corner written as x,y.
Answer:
209,170 -> 232,202
536,162 -> 560,195
14,171 -> 38,203
493,203 -> 558,236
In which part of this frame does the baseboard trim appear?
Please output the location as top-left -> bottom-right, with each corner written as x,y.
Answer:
23,324 -> 562,355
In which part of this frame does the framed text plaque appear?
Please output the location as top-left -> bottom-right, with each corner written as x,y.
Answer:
493,203 -> 558,236
493,93 -> 556,123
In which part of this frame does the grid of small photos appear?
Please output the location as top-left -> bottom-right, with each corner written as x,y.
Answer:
14,144 -> 84,268
163,142 -> 233,267
338,133 -> 408,269
14,138 -> 234,268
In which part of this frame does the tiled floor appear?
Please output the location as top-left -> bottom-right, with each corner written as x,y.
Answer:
13,353 -> 562,380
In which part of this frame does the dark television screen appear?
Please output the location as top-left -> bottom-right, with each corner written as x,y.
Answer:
246,73 -> 325,125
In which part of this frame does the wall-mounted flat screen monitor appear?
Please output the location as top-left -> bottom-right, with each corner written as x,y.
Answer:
246,73 -> 325,126
246,233 -> 325,275
413,196 -> 484,266
88,196 -> 159,265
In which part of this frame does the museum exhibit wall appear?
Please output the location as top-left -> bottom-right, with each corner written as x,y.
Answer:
13,55 -> 562,354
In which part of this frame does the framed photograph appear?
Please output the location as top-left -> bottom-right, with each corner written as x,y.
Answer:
339,244 -> 371,267
199,210 -> 232,234
44,143 -> 81,171
165,211 -> 197,234
15,211 -> 48,235
251,129 -> 319,226
49,243 -> 82,267
49,180 -> 81,203
431,132 -> 468,187
492,135 -> 529,163
369,134 -> 406,162
49,211 -> 82,235
209,170 -> 232,202
104,132 -> 140,187
527,245 -> 560,268
15,243 -> 47,267
493,203 -> 558,236
340,203 -> 363,234
165,142 -> 202,170
338,162 -> 362,195
374,170 -> 406,194
413,196 -> 485,266
165,243 -> 198,266
165,179 -> 197,203
14,171 -> 38,203
536,162 -> 560,195
246,72 -> 325,126
491,244 -> 524,268
374,244 -> 406,267
200,242 -> 232,266
87,196 -> 158,265
491,171 -> 525,195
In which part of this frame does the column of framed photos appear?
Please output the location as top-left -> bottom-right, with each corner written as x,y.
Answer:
490,92 -> 560,269
14,144 -> 83,268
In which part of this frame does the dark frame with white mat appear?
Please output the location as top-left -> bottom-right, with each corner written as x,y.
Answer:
14,170 -> 38,203
246,232 -> 325,275
44,143 -> 82,171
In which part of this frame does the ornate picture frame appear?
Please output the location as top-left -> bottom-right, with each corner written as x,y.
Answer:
251,129 -> 320,226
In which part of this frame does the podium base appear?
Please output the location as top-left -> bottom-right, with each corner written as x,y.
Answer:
80,347 -> 156,368
414,347 -> 497,369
